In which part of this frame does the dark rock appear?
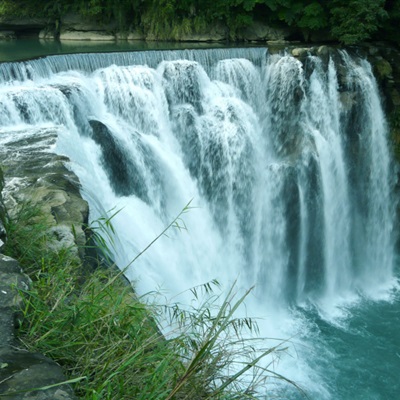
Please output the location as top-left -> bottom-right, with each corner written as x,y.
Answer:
0,349 -> 77,399
0,254 -> 30,347
0,168 -> 6,251
89,119 -> 152,203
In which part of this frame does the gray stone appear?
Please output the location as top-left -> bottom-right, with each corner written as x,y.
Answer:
60,29 -> 116,41
0,127 -> 89,259
0,255 -> 30,299
0,349 -> 77,399
0,255 -> 31,347
292,48 -> 311,58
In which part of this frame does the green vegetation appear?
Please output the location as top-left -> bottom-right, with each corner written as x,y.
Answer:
0,0 -> 398,44
390,109 -> 400,161
3,201 -> 294,399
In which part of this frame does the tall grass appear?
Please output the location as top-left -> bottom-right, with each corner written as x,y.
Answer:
3,201 -> 297,399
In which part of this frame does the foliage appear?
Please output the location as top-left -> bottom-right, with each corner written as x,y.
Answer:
0,0 -> 397,47
329,0 -> 388,45
390,109 -> 400,162
3,201 -> 293,399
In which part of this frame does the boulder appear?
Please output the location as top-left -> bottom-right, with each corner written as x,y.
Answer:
0,255 -> 30,347
291,47 -> 311,58
0,348 -> 77,399
60,29 -> 116,41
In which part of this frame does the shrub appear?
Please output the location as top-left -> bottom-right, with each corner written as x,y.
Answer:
3,201 -> 295,399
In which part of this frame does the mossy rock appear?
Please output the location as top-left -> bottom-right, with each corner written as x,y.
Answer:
374,58 -> 393,80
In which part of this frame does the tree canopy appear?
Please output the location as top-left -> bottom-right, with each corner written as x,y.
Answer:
0,0 -> 397,45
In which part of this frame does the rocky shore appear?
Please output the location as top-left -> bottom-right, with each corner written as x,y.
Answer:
0,127 -> 87,398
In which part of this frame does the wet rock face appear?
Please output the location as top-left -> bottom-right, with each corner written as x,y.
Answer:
0,127 -> 89,257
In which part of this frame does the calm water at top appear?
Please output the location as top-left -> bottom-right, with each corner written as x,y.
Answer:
0,38 -> 234,62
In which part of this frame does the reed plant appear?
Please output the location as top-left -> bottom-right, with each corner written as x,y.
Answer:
3,201 -> 296,399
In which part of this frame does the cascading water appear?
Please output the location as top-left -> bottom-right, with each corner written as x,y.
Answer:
0,47 -> 398,399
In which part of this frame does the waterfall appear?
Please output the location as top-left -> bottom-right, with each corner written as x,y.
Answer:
0,47 -> 396,398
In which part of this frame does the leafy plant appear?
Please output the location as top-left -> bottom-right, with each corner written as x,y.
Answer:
329,0 -> 388,44
3,200 -> 296,399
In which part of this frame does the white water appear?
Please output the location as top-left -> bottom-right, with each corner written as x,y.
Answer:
0,48 -> 396,398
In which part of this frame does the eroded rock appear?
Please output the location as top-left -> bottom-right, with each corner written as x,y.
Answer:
0,127 -> 88,257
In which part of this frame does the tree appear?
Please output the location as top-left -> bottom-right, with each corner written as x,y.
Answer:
329,0 -> 388,44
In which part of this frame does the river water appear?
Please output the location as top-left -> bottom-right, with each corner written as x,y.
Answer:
0,42 -> 399,399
